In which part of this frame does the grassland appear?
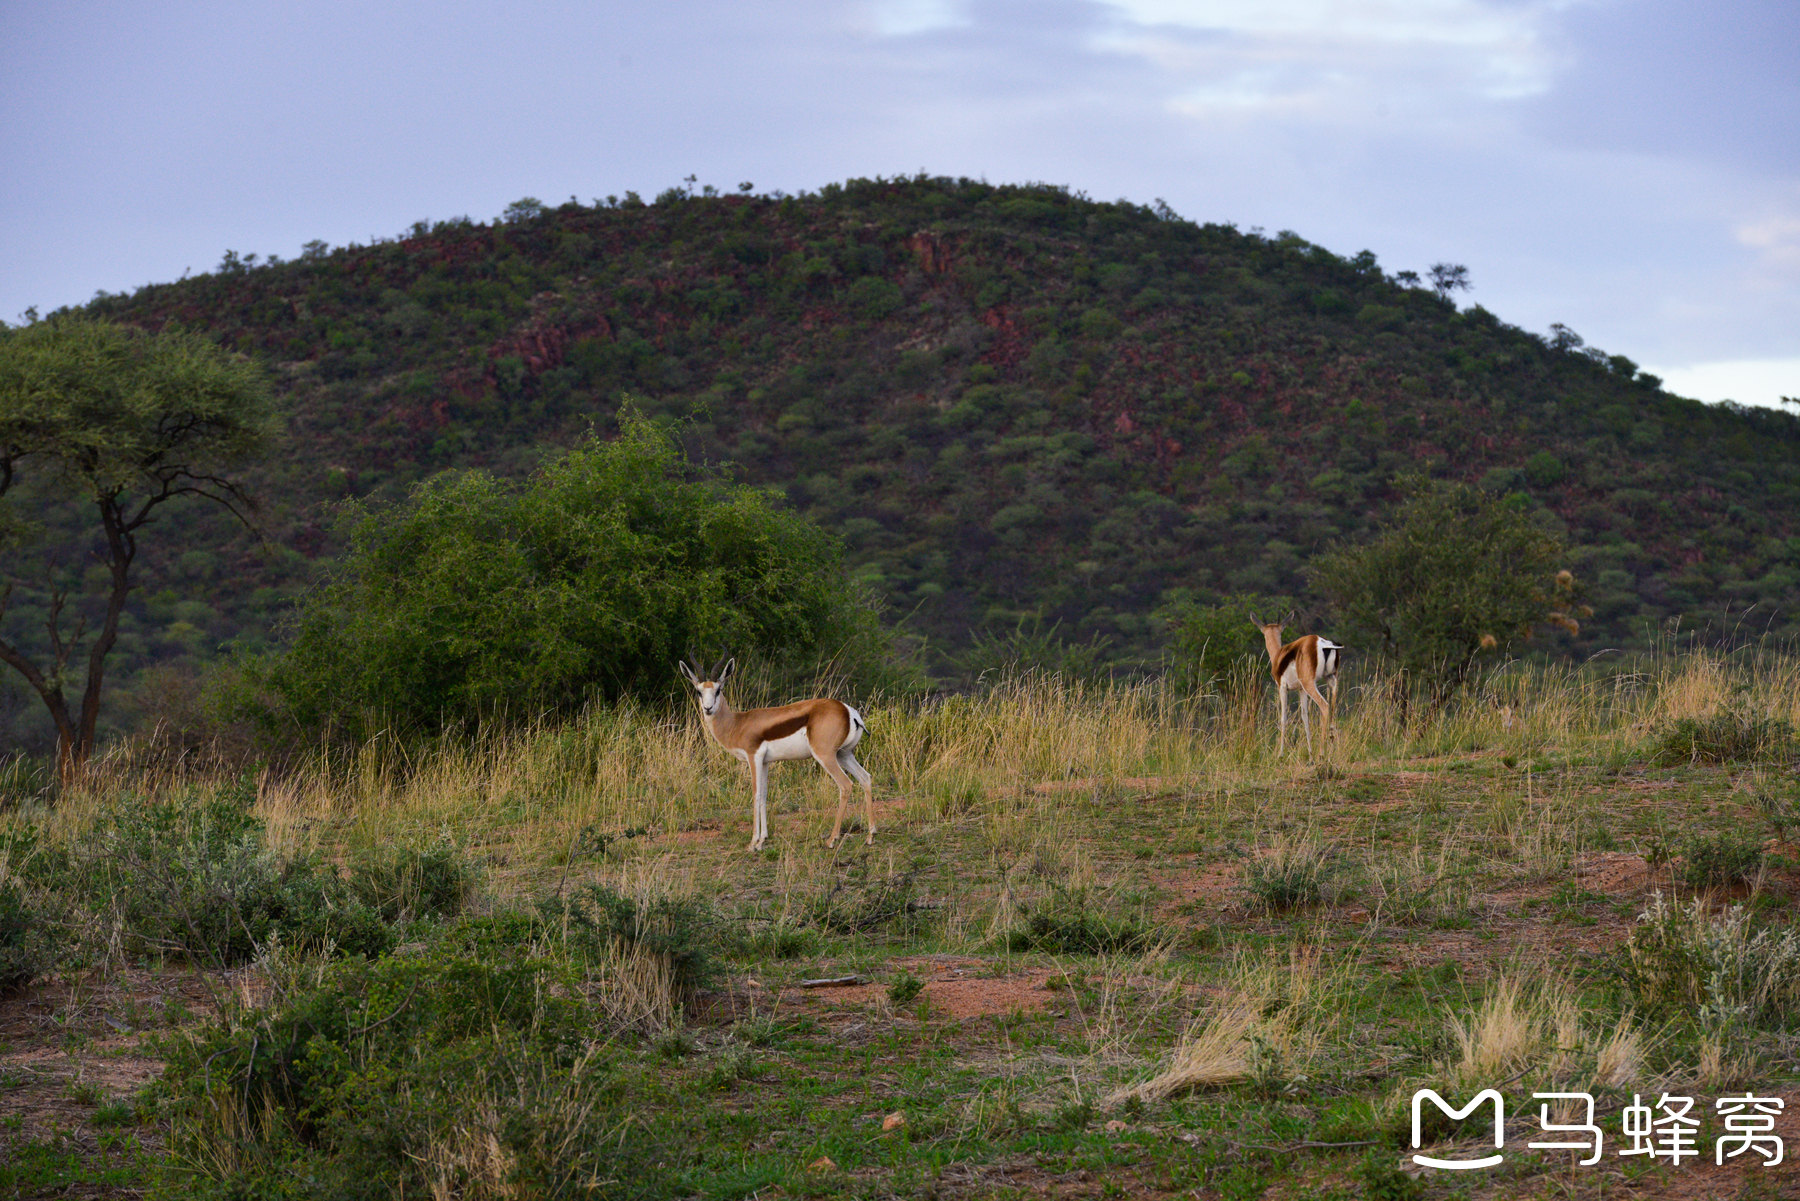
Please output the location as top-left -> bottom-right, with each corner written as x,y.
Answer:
2,643 -> 1798,1199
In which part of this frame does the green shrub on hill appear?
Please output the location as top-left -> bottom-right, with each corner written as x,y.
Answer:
1311,478 -> 1581,699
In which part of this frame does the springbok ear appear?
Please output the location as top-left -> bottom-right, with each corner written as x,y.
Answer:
718,658 -> 736,684
677,659 -> 698,686
1248,610 -> 1264,627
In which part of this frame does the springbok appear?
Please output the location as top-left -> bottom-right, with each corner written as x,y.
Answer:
677,657 -> 875,852
1251,612 -> 1344,754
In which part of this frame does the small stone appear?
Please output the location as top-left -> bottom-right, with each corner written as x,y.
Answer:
882,1111 -> 907,1132
807,1156 -> 837,1173
1105,1119 -> 1128,1132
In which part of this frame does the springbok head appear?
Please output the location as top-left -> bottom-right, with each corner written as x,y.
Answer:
677,655 -> 735,717
1250,610 -> 1289,636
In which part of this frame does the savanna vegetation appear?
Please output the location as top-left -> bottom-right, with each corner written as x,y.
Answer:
2,174 -> 1798,1198
2,639 -> 1797,1198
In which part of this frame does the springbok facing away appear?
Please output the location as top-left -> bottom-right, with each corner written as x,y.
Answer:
677,657 -> 875,852
1251,612 -> 1345,754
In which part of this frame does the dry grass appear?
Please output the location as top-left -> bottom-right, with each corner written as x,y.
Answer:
1431,974 -> 1658,1097
1103,943 -> 1351,1106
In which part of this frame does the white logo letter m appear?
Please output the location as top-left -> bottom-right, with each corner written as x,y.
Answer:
1412,1089 -> 1505,1170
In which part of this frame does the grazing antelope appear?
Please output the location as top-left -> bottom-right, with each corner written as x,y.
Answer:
1251,613 -> 1344,755
677,657 -> 875,852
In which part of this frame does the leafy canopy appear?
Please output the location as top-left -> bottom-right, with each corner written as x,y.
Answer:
0,316 -> 272,774
0,316 -> 271,509
1309,477 -> 1578,697
260,408 -> 884,736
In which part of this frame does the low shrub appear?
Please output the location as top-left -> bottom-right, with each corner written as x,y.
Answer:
0,879 -> 56,992
1751,782 -> 1800,841
77,796 -> 392,965
156,944 -> 662,1199
346,842 -> 480,923
1626,892 -> 1800,1027
1651,712 -> 1795,765
539,884 -> 718,1000
737,918 -> 818,960
886,968 -> 926,1007
1242,838 -> 1341,913
1678,832 -> 1766,890
803,862 -> 931,937
1005,884 -> 1156,954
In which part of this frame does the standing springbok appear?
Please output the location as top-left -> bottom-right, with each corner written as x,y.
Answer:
1251,613 -> 1344,754
678,657 -> 875,852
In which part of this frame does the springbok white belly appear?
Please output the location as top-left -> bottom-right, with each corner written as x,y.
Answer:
759,728 -> 817,763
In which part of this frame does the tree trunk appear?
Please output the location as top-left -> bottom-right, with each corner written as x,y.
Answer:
72,495 -> 137,778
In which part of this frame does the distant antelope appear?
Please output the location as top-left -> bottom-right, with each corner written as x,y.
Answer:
678,657 -> 875,851
1251,613 -> 1344,754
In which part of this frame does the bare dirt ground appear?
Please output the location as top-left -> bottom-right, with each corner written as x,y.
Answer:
0,968 -> 222,1193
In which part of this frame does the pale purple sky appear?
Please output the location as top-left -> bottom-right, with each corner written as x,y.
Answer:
3,0 -> 1796,406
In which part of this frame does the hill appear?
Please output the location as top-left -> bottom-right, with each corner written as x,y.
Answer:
7,174 -> 1800,747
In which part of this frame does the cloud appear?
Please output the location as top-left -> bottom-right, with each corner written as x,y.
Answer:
1736,204 -> 1800,278
1523,0 -> 1800,173
1096,0 -> 1569,121
1644,358 -> 1800,411
865,0 -> 970,36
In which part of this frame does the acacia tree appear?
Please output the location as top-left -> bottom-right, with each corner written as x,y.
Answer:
1427,262 -> 1471,302
1309,478 -> 1582,701
0,317 -> 273,778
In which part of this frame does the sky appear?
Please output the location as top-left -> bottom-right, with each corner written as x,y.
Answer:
3,0 -> 1796,408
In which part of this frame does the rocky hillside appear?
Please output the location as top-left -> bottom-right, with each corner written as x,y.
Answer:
8,175 -> 1799,745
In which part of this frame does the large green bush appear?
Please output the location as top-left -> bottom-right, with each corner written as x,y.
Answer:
1310,478 -> 1579,699
256,409 -> 888,738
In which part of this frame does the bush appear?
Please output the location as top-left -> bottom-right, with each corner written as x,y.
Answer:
346,842 -> 480,923
256,408 -> 889,740
539,884 -> 718,1000
1679,832 -> 1766,890
156,944 -> 661,1199
1005,884 -> 1156,954
803,862 -> 931,937
0,879 -> 55,992
1652,712 -> 1795,766
77,796 -> 392,965
1162,595 -> 1267,696
1310,477 -> 1577,699
1242,839 -> 1341,913
1626,893 -> 1800,1027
